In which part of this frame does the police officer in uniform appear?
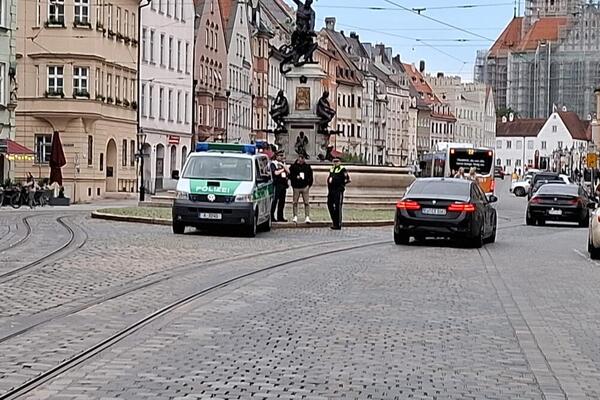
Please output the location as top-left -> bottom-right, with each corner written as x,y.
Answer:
271,151 -> 290,222
327,158 -> 351,230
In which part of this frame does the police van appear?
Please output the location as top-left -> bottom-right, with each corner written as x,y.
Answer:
172,143 -> 273,237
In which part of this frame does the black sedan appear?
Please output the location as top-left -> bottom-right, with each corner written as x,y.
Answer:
526,184 -> 590,227
394,178 -> 498,248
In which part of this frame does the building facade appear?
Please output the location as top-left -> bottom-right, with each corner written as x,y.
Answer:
139,0 -> 194,193
403,62 -> 456,156
194,0 -> 228,143
219,0 -> 252,144
480,0 -> 600,119
0,0 -> 17,183
16,0 -> 139,202
496,110 -> 590,173
426,74 -> 496,148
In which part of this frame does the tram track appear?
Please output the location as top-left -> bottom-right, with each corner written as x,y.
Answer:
0,236 -> 369,343
0,215 -> 33,254
0,239 -> 388,400
0,216 -> 87,285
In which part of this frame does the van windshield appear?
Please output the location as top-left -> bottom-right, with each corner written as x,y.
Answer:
183,156 -> 253,181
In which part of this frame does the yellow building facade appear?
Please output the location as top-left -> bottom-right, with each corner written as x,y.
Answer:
16,0 -> 140,202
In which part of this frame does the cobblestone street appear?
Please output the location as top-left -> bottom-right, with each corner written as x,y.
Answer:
1,185 -> 600,399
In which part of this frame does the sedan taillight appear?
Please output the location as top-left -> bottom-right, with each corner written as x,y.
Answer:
447,202 -> 476,213
397,200 -> 421,211
530,197 -> 541,204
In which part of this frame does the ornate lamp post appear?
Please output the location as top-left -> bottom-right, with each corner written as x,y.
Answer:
137,129 -> 147,202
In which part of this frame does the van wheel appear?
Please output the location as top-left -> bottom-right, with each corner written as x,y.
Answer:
514,187 -> 525,197
246,210 -> 258,237
259,213 -> 272,232
172,221 -> 185,235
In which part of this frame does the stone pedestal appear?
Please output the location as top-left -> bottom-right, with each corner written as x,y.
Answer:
276,64 -> 330,161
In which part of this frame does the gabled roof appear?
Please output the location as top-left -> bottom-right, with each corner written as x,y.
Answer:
558,111 -> 591,141
518,17 -> 568,51
217,0 -> 234,35
496,118 -> 547,137
402,63 -> 439,106
369,63 -> 397,88
320,29 -> 363,86
489,17 -> 523,57
260,0 -> 294,33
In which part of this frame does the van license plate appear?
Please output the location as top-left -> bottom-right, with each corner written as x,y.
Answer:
422,208 -> 447,216
199,212 -> 222,220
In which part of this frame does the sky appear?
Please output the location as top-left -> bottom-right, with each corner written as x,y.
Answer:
307,0 -> 519,82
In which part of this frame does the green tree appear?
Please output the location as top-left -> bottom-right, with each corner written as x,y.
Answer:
496,107 -> 518,119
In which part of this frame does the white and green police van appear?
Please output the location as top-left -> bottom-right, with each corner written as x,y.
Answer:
172,143 -> 273,237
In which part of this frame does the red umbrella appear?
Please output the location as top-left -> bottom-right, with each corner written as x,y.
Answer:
49,131 -> 66,186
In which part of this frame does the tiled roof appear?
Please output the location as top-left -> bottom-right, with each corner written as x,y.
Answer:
431,113 -> 457,123
217,0 -> 234,34
369,64 -> 397,87
260,0 -> 294,32
402,63 -> 439,106
518,17 -> 568,51
496,118 -> 546,137
489,17 -> 568,56
558,111 -> 591,141
489,17 -> 523,57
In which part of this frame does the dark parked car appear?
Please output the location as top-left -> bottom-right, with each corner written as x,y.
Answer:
529,179 -> 566,199
494,166 -> 505,179
526,184 -> 590,227
527,171 -> 561,199
394,178 -> 498,248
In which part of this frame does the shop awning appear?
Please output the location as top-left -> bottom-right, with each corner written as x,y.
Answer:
0,139 -> 35,161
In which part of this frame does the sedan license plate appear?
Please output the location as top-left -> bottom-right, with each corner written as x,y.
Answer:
199,212 -> 222,220
548,209 -> 563,216
422,208 -> 447,216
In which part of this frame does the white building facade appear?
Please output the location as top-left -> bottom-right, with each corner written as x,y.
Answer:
223,0 -> 252,143
139,0 -> 194,193
427,74 -> 496,149
495,111 -> 590,173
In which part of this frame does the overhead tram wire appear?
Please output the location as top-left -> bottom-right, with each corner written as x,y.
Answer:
381,0 -> 498,42
316,3 -> 514,12
330,20 -> 474,65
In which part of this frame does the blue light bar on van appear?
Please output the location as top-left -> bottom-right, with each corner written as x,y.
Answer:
195,142 -> 256,155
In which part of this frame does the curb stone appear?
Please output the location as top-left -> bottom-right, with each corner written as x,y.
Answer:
91,211 -> 394,229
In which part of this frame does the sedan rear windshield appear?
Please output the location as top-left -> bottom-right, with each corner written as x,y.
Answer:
408,180 -> 470,198
536,184 -> 579,196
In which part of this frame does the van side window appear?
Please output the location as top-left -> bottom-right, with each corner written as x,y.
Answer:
255,159 -> 262,180
258,156 -> 271,180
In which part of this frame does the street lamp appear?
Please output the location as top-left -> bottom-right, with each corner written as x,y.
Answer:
136,0 -> 152,201
137,129 -> 147,202
225,90 -> 231,143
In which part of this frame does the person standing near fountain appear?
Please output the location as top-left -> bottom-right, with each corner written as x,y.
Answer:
327,158 -> 351,230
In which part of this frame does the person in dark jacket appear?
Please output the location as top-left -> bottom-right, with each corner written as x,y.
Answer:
327,158 -> 351,230
271,152 -> 290,222
289,154 -> 314,223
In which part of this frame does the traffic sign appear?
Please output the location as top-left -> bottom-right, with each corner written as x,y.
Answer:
587,153 -> 598,168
